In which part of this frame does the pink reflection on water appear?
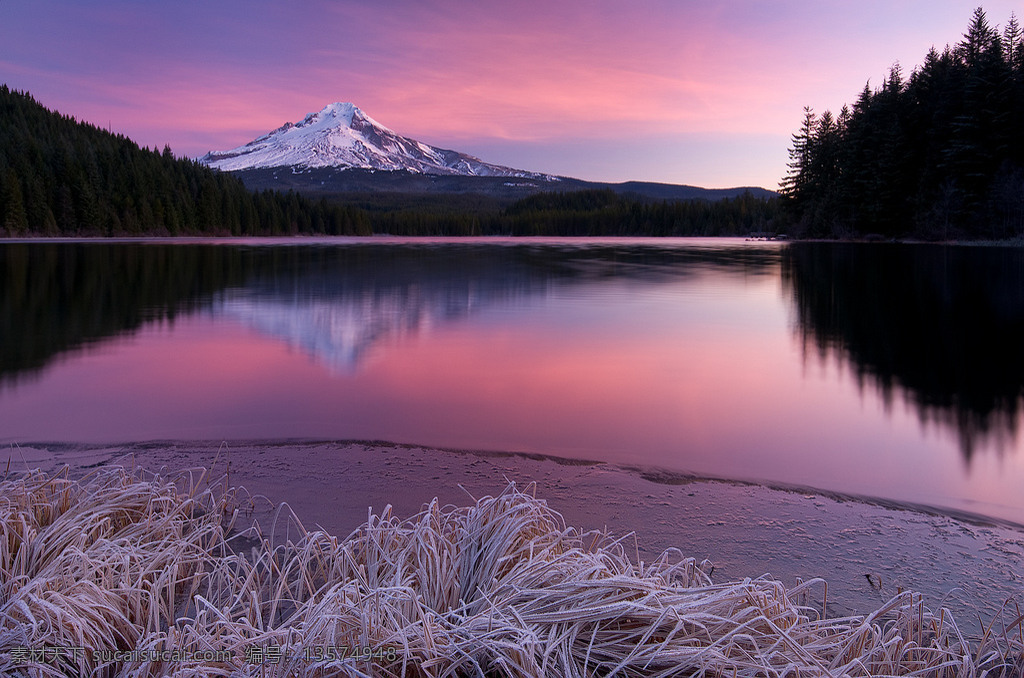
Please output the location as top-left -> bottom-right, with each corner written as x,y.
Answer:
2,320 -> 337,441
2,274 -> 1022,525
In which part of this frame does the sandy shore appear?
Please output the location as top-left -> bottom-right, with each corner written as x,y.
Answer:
11,438 -> 1024,637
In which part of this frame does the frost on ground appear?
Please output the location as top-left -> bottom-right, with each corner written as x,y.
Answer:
1,467 -> 1022,677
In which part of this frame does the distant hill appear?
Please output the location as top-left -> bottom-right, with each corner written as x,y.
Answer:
229,166 -> 777,204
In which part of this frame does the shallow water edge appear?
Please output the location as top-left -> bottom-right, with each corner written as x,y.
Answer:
11,437 -> 1024,639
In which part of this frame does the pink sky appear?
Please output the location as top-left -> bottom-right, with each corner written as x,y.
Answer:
2,1 -> 1019,188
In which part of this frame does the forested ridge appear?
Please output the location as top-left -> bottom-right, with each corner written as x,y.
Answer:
782,8 -> 1024,239
0,86 -> 371,236
502,189 -> 780,237
0,84 -> 779,238
371,188 -> 780,236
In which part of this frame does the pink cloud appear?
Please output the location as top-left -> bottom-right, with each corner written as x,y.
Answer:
302,1 -> 799,140
7,0 -> 1022,184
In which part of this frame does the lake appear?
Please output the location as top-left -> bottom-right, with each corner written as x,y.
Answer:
2,237 -> 1024,526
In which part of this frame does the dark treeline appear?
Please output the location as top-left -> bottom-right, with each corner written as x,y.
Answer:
373,189 -> 781,236
782,8 -> 1024,239
0,85 -> 371,237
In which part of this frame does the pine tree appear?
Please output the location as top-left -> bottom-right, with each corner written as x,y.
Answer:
1004,13 -> 1023,69
780,107 -> 816,212
2,169 -> 28,234
958,7 -> 1001,69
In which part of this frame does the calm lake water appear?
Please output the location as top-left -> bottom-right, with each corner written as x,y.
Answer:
2,237 -> 1023,525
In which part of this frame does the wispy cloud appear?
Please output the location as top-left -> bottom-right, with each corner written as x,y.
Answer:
4,0 -> 1021,185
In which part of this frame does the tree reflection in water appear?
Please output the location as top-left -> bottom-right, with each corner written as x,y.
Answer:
783,242 -> 1024,462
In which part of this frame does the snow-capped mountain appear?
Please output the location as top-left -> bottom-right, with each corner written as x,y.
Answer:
200,102 -> 552,179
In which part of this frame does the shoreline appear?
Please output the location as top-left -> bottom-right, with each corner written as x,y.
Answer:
3,234 -> 1024,247
15,436 -> 1024,530
7,464 -> 1020,676
11,438 -> 1024,638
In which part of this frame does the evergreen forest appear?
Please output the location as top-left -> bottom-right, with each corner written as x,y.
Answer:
782,8 -> 1024,239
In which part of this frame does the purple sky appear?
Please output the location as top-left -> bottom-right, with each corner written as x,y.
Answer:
2,1 -> 1018,188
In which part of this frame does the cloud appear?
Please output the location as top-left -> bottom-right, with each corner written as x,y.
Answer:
9,0 -> 1018,184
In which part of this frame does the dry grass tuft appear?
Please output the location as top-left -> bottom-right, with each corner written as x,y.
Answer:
1,467 -> 1022,677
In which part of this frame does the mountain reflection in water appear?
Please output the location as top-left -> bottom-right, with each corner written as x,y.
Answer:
210,243 -> 779,371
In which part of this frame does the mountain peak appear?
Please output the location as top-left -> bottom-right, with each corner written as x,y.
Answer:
200,102 -> 552,180
322,101 -> 356,115
293,102 -> 370,129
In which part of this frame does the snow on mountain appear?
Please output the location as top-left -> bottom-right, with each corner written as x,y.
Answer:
200,102 -> 553,179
